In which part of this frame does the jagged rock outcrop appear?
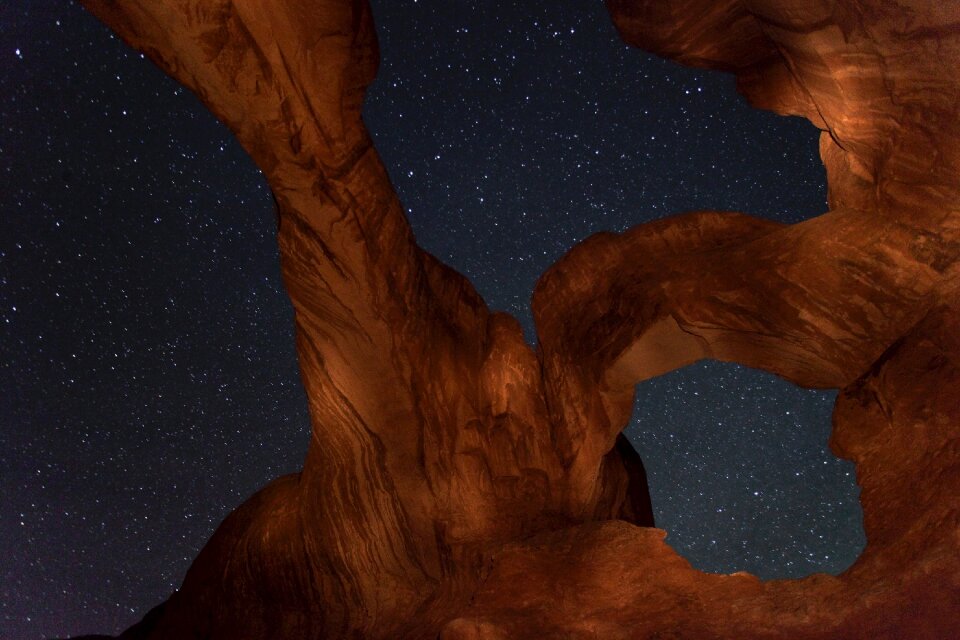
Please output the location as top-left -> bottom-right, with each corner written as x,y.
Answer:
77,0 -> 959,638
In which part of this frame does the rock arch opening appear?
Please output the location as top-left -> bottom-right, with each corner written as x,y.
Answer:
363,0 -> 828,344
624,360 -> 866,580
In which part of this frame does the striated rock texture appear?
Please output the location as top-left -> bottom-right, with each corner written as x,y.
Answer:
76,0 -> 959,638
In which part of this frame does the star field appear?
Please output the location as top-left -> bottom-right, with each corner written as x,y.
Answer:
2,1 -> 863,637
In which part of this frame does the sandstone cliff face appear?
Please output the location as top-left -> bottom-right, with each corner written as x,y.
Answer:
78,0 -> 958,638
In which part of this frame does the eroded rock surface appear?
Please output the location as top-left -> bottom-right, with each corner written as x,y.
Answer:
76,0 -> 959,637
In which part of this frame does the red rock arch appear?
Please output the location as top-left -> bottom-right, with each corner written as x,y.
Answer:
78,0 -> 960,637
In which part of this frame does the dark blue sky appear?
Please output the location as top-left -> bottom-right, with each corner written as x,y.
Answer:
2,1 -> 863,637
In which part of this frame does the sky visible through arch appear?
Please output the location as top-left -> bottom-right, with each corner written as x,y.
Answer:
2,0 -> 862,637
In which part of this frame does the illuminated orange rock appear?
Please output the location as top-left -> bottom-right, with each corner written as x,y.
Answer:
77,0 -> 959,638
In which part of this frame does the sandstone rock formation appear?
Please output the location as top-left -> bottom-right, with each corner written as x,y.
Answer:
77,0 -> 959,638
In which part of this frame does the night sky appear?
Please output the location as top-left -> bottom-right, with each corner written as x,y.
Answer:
2,1 -> 865,638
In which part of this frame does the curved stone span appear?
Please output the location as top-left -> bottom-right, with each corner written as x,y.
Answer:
76,0 -> 959,637
450,302 -> 960,638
